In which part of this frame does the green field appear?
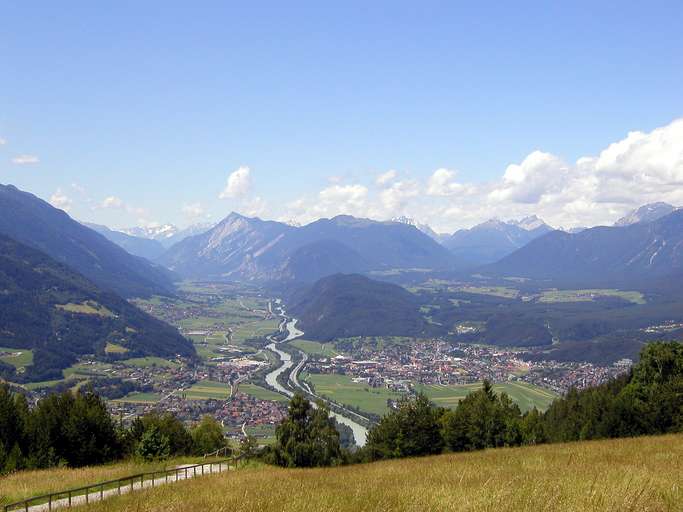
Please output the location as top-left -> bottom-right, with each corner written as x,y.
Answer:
181,380 -> 229,400
415,381 -> 558,412
104,342 -> 129,354
289,340 -> 339,357
303,373 -> 403,416
62,361 -> 112,378
120,357 -> 178,368
538,288 -> 646,304
22,379 -> 65,391
112,392 -> 162,403
0,347 -> 33,369
457,286 -> 520,299
55,300 -> 114,317
238,383 -> 288,402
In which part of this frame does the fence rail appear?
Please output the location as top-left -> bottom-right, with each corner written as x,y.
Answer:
3,458 -> 234,512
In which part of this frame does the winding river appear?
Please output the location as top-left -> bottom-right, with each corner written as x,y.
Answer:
265,314 -> 368,446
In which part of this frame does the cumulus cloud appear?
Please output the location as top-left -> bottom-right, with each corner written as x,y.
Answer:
11,154 -> 39,165
380,180 -> 420,212
100,196 -> 124,209
426,168 -> 469,196
279,118 -> 683,231
376,169 -> 397,187
181,202 -> 205,220
50,189 -> 72,212
219,166 -> 251,199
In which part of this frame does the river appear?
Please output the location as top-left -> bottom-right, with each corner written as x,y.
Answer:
264,315 -> 368,447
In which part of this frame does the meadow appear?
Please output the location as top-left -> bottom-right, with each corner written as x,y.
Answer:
302,373 -> 557,415
538,288 -> 646,304
66,434 -> 683,512
180,380 -> 229,400
0,347 -> 33,369
238,383 -> 288,402
302,373 -> 403,416
289,340 -> 339,357
0,457 -> 207,507
415,381 -> 558,412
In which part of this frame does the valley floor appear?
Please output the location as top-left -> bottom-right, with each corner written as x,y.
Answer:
71,434 -> 682,512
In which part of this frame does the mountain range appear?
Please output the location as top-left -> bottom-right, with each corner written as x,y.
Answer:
614,202 -> 678,227
487,207 -> 683,289
443,216 -> 554,264
84,223 -> 166,260
0,234 -> 194,382
159,213 -> 458,282
0,185 -> 175,298
121,222 -> 215,248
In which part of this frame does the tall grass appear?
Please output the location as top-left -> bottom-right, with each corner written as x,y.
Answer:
0,457 -> 206,506
70,434 -> 682,512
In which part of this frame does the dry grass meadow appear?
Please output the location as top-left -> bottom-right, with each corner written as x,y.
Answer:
0,457 -> 206,507
50,434 -> 683,512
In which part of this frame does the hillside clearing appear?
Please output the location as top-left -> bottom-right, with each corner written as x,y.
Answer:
71,434 -> 682,512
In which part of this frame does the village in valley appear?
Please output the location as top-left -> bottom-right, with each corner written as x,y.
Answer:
8,281 -> 634,447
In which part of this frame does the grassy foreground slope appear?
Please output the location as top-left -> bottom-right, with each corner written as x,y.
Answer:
0,458 -> 206,506
75,434 -> 682,512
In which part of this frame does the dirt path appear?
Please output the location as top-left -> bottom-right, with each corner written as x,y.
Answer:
17,462 -> 231,512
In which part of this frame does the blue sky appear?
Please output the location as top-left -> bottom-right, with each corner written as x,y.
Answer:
1,1 -> 682,232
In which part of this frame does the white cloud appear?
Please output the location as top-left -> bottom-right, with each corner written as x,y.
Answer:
100,196 -> 124,209
219,166 -> 251,199
50,189 -> 72,212
380,180 -> 420,212
182,202 -> 205,220
376,169 -> 397,187
241,196 -> 268,218
426,168 -> 468,196
0,137 -> 6,146
11,154 -> 39,165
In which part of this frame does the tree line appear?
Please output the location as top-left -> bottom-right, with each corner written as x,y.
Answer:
0,387 -> 228,474
266,341 -> 683,467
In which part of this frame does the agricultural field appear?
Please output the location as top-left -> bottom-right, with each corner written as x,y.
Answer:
238,383 -> 288,402
537,288 -> 646,304
0,346 -> 33,369
55,300 -> 114,317
112,391 -> 162,404
119,357 -> 178,369
301,373 -> 403,416
135,282 -> 279,365
289,340 -> 339,357
104,342 -> 129,354
62,361 -> 113,378
180,380 -> 229,401
70,434 -> 683,512
456,286 -> 520,299
415,381 -> 558,412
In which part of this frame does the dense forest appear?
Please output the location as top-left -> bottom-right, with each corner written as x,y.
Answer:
0,387 -> 227,474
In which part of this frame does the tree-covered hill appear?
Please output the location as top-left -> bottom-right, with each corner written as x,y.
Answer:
0,234 -> 194,382
288,274 -> 433,340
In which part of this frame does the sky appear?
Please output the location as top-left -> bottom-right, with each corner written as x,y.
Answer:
1,1 -> 682,233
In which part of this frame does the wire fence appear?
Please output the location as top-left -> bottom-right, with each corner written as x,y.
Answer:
4,458 -> 234,512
